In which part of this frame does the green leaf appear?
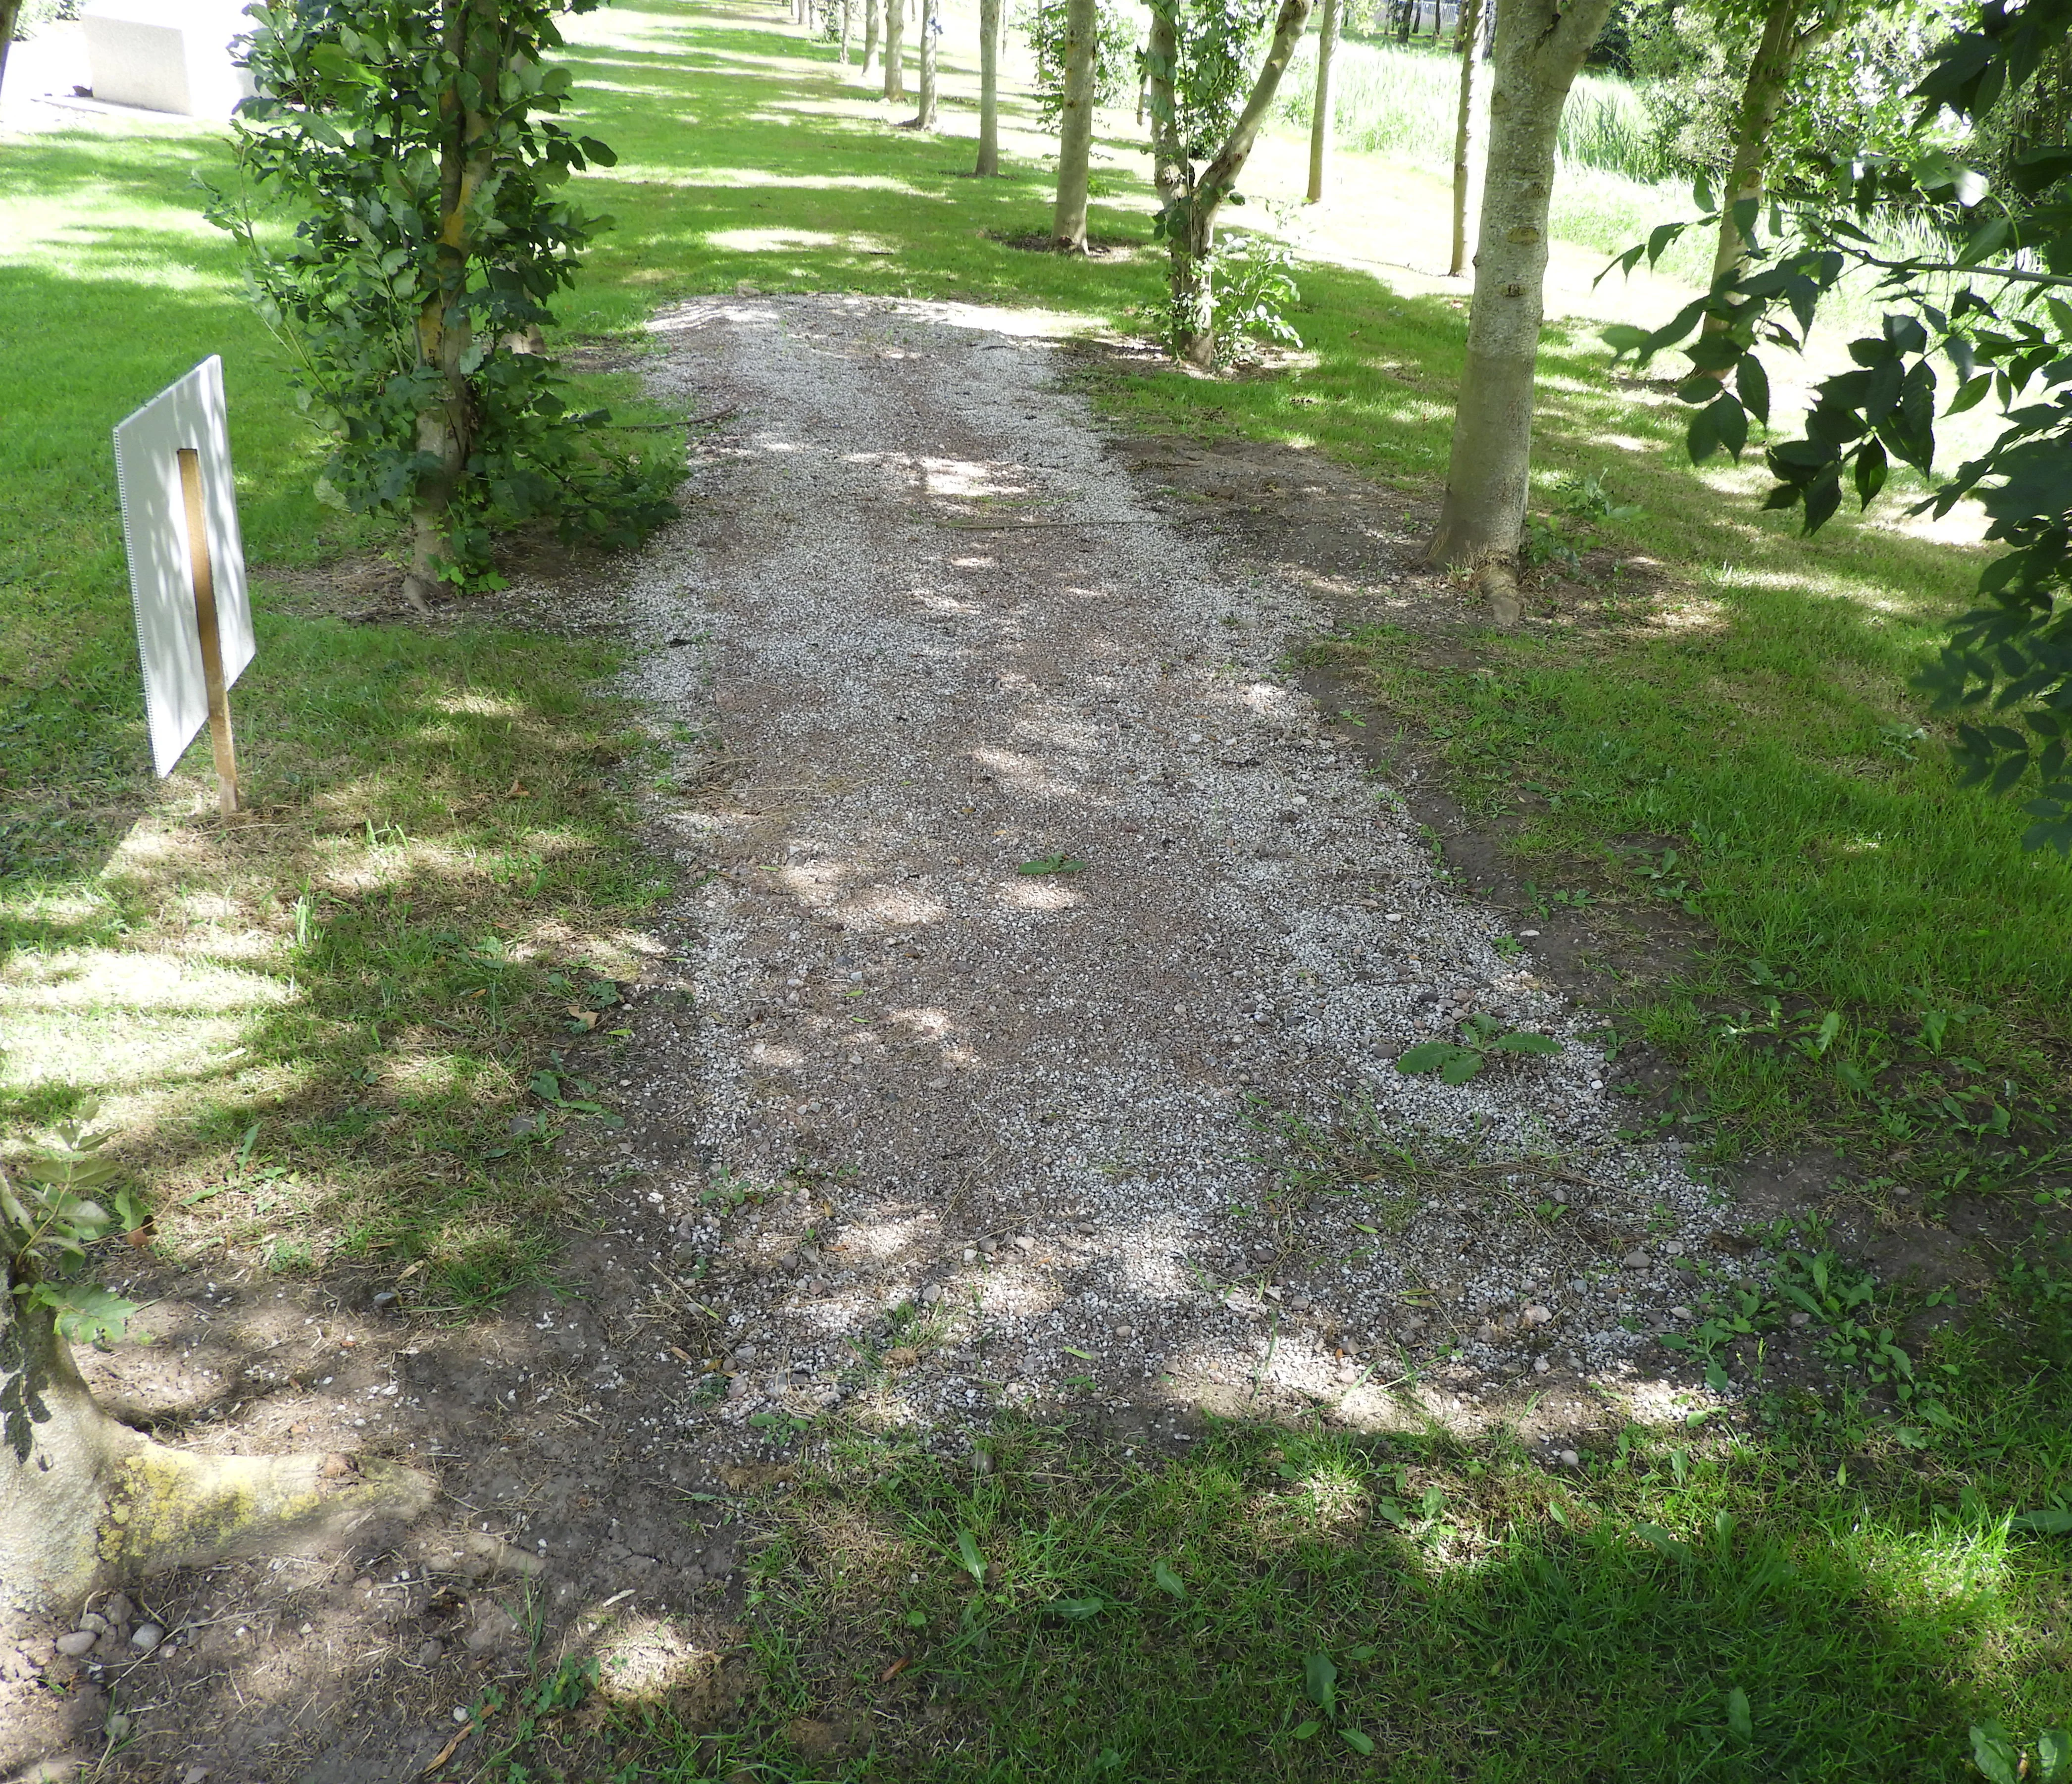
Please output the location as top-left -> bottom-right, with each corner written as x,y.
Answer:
35,1283 -> 140,1346
1018,853 -> 1089,875
1735,354 -> 1770,426
1972,1722 -> 2023,1784
1304,1651 -> 1338,1714
1396,1042 -> 1470,1076
1726,1686 -> 1753,1743
1055,1596 -> 1106,1620
2037,1729 -> 2069,1784
1152,1558 -> 1187,1599
1341,1728 -> 1376,1754
955,1528 -> 986,1585
2009,1508 -> 2072,1535
1487,1031 -> 1563,1056
1437,1052 -> 1485,1085
1292,1720 -> 1321,1740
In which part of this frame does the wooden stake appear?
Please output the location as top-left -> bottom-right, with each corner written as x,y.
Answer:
177,446 -> 240,816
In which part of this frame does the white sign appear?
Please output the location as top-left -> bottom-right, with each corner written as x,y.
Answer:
112,356 -> 253,782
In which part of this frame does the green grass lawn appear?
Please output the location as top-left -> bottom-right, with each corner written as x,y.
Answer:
4,1 -> 2070,1777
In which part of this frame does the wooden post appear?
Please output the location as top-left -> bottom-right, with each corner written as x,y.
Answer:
177,446 -> 240,816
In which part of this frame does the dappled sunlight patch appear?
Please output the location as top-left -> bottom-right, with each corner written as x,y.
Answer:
970,744 -> 1081,801
590,1615 -> 733,1706
0,948 -> 290,1015
995,877 -> 1083,914
706,225 -> 895,256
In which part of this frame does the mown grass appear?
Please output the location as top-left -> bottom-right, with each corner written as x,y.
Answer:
612,1223 -> 2072,1781
0,121 -> 674,1303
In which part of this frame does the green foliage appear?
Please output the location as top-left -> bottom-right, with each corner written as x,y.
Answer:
1019,0 -> 1141,121
1,1108 -> 144,1343
1398,1014 -> 1566,1084
1204,228 -> 1303,354
1605,1 -> 2072,853
204,0 -> 674,586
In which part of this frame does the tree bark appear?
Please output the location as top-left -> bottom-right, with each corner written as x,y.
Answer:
883,0 -> 905,101
1053,0 -> 1100,251
976,0 -> 1002,172
402,0 -> 498,617
913,0 -> 938,126
1306,0 -> 1340,204
839,0 -> 851,65
1449,0 -> 1484,276
2,1281 -> 431,1632
1155,0 -> 1314,365
1426,0 -> 1616,591
861,0 -> 879,77
1703,0 -> 1832,344
0,0 -> 23,104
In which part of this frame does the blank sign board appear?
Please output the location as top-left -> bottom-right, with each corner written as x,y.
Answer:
113,356 -> 253,778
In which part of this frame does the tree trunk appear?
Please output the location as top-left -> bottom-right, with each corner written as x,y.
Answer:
862,0 -> 879,77
1,1283 -> 431,1632
1448,0 -> 1484,277
402,0 -> 498,617
1703,0 -> 1829,345
1426,0 -> 1616,593
1155,0 -> 1315,364
1306,0 -> 1341,204
976,0 -> 1002,172
913,0 -> 938,126
1053,0 -> 1099,251
840,0 -> 851,64
0,0 -> 23,104
883,0 -> 904,101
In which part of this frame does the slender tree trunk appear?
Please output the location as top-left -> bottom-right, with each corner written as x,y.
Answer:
1156,0 -> 1315,365
1053,0 -> 1100,251
0,0 -> 23,103
1703,0 -> 1829,344
861,0 -> 879,76
976,0 -> 1002,172
883,0 -> 904,101
404,0 -> 497,616
1426,0 -> 1616,612
1306,0 -> 1341,203
1448,0 -> 1484,276
913,0 -> 938,125
1,1274 -> 431,1631
840,0 -> 852,64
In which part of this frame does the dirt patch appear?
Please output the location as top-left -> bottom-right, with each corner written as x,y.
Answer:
984,230 -> 1144,261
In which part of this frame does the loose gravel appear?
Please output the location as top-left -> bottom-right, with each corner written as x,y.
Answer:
600,294 -> 1749,1458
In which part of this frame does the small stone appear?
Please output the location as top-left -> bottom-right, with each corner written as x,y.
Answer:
1533,1356 -> 1551,1374
1522,1304 -> 1552,1325
1559,1449 -> 1580,1468
102,1594 -> 134,1626
1788,1311 -> 1811,1327
78,1612 -> 108,1636
919,1283 -> 944,1304
731,1344 -> 758,1365
56,1631 -> 97,1658
181,1768 -> 211,1784
414,1638 -> 444,1666
1621,1250 -> 1649,1269
979,1238 -> 999,1255
129,1623 -> 163,1654
105,1712 -> 133,1741
1013,1235 -> 1034,1251
1669,1305 -> 1693,1321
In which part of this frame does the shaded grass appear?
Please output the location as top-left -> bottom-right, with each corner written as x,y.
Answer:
625,1262 -> 2072,1782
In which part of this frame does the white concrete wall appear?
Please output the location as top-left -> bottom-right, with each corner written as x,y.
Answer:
82,0 -> 257,117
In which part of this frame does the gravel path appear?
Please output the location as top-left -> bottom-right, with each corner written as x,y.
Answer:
615,294 -> 1739,1455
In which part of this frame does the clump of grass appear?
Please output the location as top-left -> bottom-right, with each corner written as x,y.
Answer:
1276,36 -> 1673,184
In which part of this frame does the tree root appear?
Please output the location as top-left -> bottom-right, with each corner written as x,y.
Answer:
1478,561 -> 1522,628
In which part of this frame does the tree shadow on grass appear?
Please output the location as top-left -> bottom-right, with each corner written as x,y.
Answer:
678,1419 -> 2037,1783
